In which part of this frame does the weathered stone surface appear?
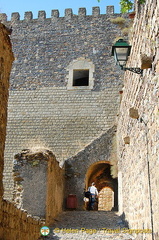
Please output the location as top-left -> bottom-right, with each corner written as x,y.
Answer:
13,149 -> 64,224
13,149 -> 48,217
46,152 -> 65,225
0,22 -> 43,240
0,23 -> 14,197
0,199 -> 43,240
117,0 -> 159,238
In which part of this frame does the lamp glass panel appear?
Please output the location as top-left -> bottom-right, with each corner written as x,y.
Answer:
114,47 -> 130,66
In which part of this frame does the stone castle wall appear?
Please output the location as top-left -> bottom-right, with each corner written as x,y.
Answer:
117,0 -> 159,239
0,6 -> 124,200
0,199 -> 43,240
0,23 -> 14,197
0,22 -> 43,240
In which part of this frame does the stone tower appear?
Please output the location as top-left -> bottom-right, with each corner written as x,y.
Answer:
0,6 -> 123,205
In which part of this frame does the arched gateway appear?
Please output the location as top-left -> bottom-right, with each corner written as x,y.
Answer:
85,161 -> 118,211
65,126 -> 118,211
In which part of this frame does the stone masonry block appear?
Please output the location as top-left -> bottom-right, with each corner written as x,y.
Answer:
11,12 -> 20,21
123,136 -> 130,144
129,107 -> 139,119
106,6 -> 114,14
24,12 -> 33,21
38,11 -> 46,20
78,8 -> 86,16
51,10 -> 59,18
65,9 -> 73,20
92,7 -> 100,17
0,13 -> 7,22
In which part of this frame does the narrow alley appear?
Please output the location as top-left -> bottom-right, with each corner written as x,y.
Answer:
41,211 -> 140,240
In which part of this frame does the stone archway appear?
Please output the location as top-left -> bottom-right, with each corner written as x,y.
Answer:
85,161 -> 118,211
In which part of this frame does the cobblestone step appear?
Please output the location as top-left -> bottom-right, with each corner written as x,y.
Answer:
40,211 -> 138,240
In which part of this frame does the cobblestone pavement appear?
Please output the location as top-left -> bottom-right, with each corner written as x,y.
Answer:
40,211 -> 139,240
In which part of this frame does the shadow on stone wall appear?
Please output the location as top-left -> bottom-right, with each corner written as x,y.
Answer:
120,212 -> 129,229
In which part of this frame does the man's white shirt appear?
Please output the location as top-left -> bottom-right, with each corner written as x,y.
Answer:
88,186 -> 98,195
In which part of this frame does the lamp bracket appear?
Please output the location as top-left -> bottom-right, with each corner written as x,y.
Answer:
122,66 -> 143,75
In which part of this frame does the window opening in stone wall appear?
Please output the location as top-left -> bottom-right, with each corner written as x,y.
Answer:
73,69 -> 89,86
67,58 -> 95,90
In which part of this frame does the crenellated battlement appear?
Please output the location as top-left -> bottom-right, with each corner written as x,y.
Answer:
0,6 -> 116,23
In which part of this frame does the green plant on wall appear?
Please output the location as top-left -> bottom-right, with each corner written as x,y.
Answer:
97,0 -> 145,12
110,17 -> 126,24
120,0 -> 133,13
120,0 -> 146,13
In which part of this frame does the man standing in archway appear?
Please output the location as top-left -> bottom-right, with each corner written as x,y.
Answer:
88,182 -> 98,210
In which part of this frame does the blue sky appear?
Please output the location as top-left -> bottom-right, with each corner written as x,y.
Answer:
0,0 -> 120,20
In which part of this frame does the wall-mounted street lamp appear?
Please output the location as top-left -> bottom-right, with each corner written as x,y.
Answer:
111,39 -> 143,75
